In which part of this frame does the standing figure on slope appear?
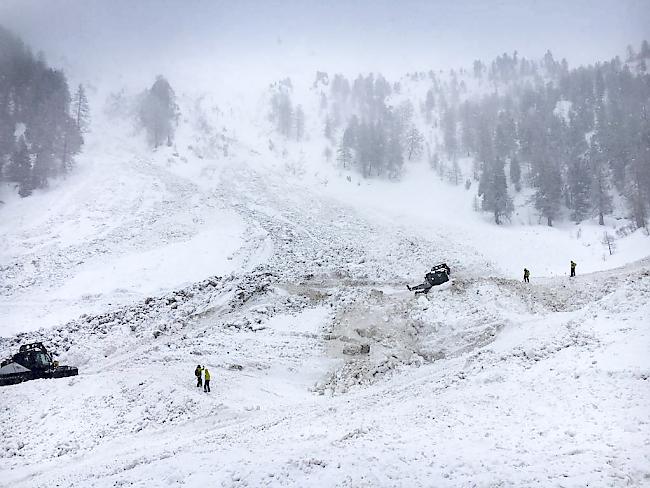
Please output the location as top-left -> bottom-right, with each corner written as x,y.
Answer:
570,260 -> 577,278
195,364 -> 203,388
203,367 -> 211,393
523,268 -> 530,283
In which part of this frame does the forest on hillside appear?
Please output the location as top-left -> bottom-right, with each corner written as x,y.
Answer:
2,22 -> 649,231
271,42 -> 650,229
0,27 -> 180,197
0,27 -> 86,196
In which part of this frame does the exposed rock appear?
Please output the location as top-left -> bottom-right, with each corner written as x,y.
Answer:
342,343 -> 370,355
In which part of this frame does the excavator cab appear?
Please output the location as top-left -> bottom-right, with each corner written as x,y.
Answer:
17,343 -> 54,371
431,263 -> 451,276
426,263 -> 450,286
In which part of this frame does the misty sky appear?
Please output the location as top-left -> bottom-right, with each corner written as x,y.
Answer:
1,0 -> 649,88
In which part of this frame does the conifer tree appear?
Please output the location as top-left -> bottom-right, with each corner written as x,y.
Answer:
8,136 -> 32,197
567,150 -> 592,222
139,75 -> 179,148
71,84 -> 90,133
336,140 -> 353,169
479,157 -> 513,224
337,122 -> 356,169
509,156 -> 521,191
424,89 -> 435,124
294,105 -> 305,141
588,139 -> 613,225
442,107 -> 457,159
405,126 -> 424,161
386,129 -> 404,179
534,159 -> 563,226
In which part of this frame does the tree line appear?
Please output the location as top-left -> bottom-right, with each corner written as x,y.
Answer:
268,41 -> 649,229
451,43 -> 650,227
0,26 -> 182,198
0,26 -> 87,197
269,73 -> 426,179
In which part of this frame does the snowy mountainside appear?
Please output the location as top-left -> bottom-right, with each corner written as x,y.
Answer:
2,236 -> 649,486
0,100 -> 272,334
0,88 -> 649,487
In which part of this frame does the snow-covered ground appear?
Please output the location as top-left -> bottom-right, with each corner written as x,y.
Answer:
1,93 -> 649,487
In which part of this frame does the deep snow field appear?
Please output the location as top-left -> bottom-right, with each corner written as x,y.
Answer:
1,91 -> 649,487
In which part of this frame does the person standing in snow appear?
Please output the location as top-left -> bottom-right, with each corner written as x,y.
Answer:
523,268 -> 530,283
194,364 -> 203,388
570,260 -> 577,278
203,367 -> 211,393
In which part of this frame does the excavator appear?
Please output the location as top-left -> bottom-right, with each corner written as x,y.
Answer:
407,263 -> 451,295
0,342 -> 78,386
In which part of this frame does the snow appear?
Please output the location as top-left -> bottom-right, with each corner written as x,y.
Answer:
310,162 -> 650,278
54,225 -> 248,298
0,115 -> 273,335
1,86 -> 649,487
554,99 -> 573,123
3,262 -> 649,486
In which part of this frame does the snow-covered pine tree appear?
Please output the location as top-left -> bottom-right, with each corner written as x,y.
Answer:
533,158 -> 563,226
560,111 -> 593,223
59,117 -> 83,174
7,136 -> 32,197
386,125 -> 404,179
625,161 -> 648,229
587,139 -> 613,225
294,105 -> 305,141
31,149 -> 55,190
405,126 -> 424,161
479,157 -> 513,224
354,121 -> 372,177
442,106 -> 457,160
369,121 -> 387,177
424,89 -> 435,124
336,140 -> 353,170
337,122 -> 356,169
139,75 -> 179,148
509,156 -> 521,191
71,84 -> 90,133
567,154 -> 592,222
448,157 -> 461,186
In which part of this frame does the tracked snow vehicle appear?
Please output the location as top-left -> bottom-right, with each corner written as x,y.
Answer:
0,342 -> 78,386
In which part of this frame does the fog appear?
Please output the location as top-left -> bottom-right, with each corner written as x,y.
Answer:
1,0 -> 649,89
2,3 -> 650,487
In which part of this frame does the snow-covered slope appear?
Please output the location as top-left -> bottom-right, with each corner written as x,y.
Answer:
1,90 -> 649,487
0,113 -> 271,334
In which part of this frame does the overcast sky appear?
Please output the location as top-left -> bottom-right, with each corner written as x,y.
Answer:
1,0 -> 648,88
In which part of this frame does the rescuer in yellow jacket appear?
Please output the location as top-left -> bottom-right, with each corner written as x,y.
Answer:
203,367 -> 211,393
